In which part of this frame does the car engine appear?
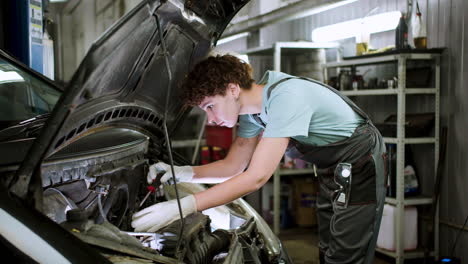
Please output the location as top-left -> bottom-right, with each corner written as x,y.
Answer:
0,126 -> 285,263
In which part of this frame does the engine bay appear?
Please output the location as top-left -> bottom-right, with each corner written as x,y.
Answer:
3,127 -> 282,263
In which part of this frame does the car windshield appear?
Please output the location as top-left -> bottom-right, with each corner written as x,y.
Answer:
0,58 -> 61,129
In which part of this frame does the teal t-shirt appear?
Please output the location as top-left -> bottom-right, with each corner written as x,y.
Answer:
237,71 -> 364,146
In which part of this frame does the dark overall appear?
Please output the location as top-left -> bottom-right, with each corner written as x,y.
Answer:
251,77 -> 387,264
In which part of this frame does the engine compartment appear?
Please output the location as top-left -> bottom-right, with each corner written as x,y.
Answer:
0,127 -> 283,263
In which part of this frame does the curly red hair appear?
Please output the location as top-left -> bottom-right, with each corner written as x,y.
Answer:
181,54 -> 254,106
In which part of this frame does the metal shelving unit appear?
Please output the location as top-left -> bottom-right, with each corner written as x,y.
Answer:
271,168 -> 316,235
341,88 -> 436,96
324,51 -> 441,264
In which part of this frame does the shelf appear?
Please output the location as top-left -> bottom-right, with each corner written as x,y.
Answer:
383,137 -> 436,144
325,53 -> 440,68
341,88 -> 436,96
242,41 -> 339,56
385,196 -> 433,206
171,139 -> 206,148
278,168 -> 315,176
376,247 -> 434,259
322,48 -> 441,264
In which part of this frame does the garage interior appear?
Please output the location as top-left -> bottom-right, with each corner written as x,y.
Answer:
0,0 -> 467,263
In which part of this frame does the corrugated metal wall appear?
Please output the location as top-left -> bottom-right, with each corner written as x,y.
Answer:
222,0 -> 468,260
436,0 -> 468,260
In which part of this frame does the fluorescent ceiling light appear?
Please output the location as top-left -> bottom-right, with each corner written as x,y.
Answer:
217,32 -> 249,45
0,70 -> 24,84
312,11 -> 402,42
286,0 -> 359,22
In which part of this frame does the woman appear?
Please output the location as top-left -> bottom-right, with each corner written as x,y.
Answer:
132,54 -> 387,264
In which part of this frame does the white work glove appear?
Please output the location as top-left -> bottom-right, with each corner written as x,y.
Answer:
131,195 -> 197,232
147,162 -> 194,184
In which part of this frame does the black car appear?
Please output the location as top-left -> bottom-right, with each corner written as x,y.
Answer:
0,0 -> 291,263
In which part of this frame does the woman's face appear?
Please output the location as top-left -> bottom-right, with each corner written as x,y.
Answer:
198,84 -> 240,128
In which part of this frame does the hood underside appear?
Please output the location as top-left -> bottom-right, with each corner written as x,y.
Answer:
52,0 -> 249,154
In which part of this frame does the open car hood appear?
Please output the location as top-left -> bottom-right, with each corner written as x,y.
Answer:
9,0 -> 249,199
52,0 -> 249,152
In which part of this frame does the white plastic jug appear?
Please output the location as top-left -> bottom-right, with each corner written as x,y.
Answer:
377,204 -> 418,251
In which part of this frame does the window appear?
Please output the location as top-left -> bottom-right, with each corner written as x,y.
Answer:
0,59 -> 61,129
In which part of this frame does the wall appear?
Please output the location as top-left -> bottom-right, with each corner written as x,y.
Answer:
221,0 -> 468,260
51,0 -> 142,81
434,0 -> 468,259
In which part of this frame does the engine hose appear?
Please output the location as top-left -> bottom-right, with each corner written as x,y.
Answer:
97,194 -> 107,222
191,230 -> 231,264
161,229 -> 231,264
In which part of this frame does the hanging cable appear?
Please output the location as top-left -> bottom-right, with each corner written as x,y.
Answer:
155,12 -> 185,259
450,214 -> 468,257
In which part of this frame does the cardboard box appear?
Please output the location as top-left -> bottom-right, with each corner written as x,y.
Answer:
293,178 -> 318,227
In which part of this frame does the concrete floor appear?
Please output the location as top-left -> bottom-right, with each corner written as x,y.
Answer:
279,228 -> 319,264
278,227 -> 394,264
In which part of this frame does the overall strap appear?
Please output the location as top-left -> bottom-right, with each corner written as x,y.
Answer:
248,77 -> 294,128
251,113 -> 266,128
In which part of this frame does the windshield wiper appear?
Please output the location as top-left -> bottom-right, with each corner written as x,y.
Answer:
0,113 -> 50,141
18,113 -> 51,125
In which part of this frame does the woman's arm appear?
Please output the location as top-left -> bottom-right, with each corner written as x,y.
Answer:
191,135 -> 260,184
193,137 -> 289,211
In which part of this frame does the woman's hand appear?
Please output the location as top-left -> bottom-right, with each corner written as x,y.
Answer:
131,195 -> 197,232
147,162 -> 194,184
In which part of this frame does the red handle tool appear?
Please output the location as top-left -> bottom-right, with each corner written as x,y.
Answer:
139,185 -> 156,208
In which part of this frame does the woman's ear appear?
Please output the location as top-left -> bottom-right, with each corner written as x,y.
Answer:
227,83 -> 241,99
